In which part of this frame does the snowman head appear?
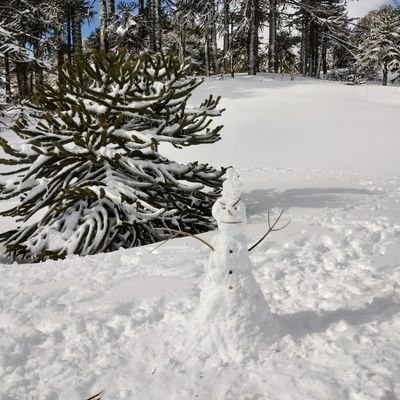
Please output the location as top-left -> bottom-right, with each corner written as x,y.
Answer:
222,168 -> 242,200
212,168 -> 247,233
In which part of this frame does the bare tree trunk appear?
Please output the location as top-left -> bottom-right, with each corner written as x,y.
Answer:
100,0 -> 108,51
150,0 -> 161,52
248,0 -> 258,75
16,63 -> 23,99
4,53 -> 11,103
268,0 -> 277,73
230,18 -> 235,78
30,68 -> 34,96
33,42 -> 43,93
223,0 -> 229,73
67,14 -> 72,63
300,15 -> 308,76
107,0 -> 115,18
150,0 -> 156,51
23,65 -> 30,98
307,22 -> 315,77
210,0 -> 218,74
316,43 -> 322,79
138,0 -> 145,15
204,34 -> 210,77
322,40 -> 327,75
57,27 -> 65,84
16,62 -> 29,99
35,67 -> 43,90
72,2 -> 82,58
178,26 -> 186,64
156,0 -> 162,51
382,67 -> 388,86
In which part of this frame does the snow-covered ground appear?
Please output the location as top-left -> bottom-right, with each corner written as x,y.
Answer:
1,75 -> 400,400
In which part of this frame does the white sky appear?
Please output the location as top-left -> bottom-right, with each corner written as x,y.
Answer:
346,0 -> 392,18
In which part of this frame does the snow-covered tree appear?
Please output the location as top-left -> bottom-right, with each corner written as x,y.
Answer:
355,5 -> 400,86
0,50 -> 225,261
289,0 -> 350,77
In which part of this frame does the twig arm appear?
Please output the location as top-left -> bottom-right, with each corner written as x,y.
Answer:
153,228 -> 215,251
248,209 -> 290,252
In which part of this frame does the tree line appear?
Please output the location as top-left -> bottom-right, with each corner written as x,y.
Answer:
1,0 -> 400,102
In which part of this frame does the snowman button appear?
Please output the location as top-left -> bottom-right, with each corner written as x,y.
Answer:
228,270 -> 233,274
229,249 -> 233,254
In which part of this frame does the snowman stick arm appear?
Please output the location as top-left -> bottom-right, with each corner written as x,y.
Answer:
153,228 -> 215,251
148,233 -> 181,253
248,209 -> 290,252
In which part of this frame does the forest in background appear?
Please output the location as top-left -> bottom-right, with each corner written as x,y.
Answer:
1,0 -> 400,103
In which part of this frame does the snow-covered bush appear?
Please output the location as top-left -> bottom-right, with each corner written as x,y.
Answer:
0,50 -> 225,261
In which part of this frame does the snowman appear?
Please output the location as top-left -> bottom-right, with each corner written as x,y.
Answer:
190,168 -> 278,363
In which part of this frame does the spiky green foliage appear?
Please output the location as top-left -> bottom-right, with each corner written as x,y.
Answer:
0,50 -> 225,262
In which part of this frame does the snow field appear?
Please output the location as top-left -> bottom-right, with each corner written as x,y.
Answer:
1,75 -> 400,399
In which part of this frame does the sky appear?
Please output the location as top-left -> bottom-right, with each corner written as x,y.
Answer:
347,0 -> 395,18
82,0 -> 396,38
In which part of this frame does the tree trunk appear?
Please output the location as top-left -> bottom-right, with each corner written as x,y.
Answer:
138,0 -> 145,15
230,18 -> 235,78
4,53 -> 11,103
57,28 -> 65,84
268,0 -> 277,73
223,0 -> 229,73
300,15 -> 309,76
210,0 -> 218,74
100,0 -> 107,51
16,63 -> 23,99
67,13 -> 72,63
23,64 -> 30,98
72,1 -> 82,56
107,0 -> 115,18
150,0 -> 161,52
156,0 -> 162,51
382,67 -> 388,86
178,27 -> 185,64
316,32 -> 324,79
248,0 -> 258,75
322,41 -> 328,75
204,35 -> 210,77
33,42 -> 43,92
16,62 -> 29,99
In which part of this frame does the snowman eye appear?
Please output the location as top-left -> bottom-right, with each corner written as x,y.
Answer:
222,207 -> 226,210
234,207 -> 237,210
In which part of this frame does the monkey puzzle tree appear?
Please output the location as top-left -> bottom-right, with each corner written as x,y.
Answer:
0,50 -> 225,261
355,5 -> 400,86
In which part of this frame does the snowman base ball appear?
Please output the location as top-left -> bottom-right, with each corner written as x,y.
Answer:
190,169 -> 279,363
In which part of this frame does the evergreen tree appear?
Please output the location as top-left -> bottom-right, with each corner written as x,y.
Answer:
291,0 -> 349,78
0,50 -> 225,262
355,5 -> 400,86
105,2 -> 146,52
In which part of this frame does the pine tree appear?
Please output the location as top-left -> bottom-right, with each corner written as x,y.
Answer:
0,50 -> 225,262
355,5 -> 400,86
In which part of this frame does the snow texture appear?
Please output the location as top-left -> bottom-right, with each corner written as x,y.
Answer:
0,74 -> 400,400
